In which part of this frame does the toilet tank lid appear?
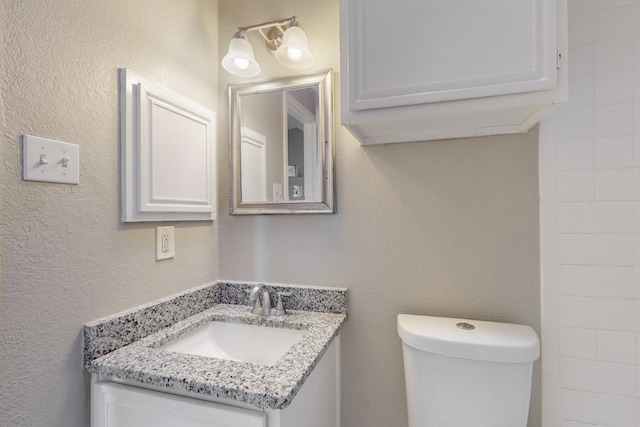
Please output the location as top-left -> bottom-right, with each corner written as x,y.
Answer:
397,314 -> 540,363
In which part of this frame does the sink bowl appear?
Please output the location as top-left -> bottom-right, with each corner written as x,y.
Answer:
159,321 -> 306,366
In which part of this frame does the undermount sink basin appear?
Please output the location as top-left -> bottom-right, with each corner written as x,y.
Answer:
159,321 -> 306,366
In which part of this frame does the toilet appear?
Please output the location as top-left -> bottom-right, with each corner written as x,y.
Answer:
397,314 -> 540,427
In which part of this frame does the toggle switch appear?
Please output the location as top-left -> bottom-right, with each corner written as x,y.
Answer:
23,134 -> 79,184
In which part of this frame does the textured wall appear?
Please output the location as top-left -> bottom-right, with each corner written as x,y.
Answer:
0,1 -> 219,426
218,1 -> 541,426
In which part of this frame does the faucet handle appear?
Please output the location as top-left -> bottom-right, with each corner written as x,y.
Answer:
273,291 -> 293,316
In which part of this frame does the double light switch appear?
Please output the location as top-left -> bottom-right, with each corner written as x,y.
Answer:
23,134 -> 79,184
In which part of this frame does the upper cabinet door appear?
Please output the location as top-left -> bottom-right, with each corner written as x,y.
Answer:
347,0 -> 557,110
340,0 -> 567,144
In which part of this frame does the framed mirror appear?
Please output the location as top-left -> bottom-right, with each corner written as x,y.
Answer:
229,69 -> 335,215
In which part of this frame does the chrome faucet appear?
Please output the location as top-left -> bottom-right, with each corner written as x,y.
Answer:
248,284 -> 272,316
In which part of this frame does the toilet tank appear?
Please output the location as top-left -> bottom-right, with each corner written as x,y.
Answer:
397,314 -> 540,427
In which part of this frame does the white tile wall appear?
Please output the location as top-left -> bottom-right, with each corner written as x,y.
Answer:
559,327 -> 597,360
560,358 -> 597,391
594,202 -> 634,234
558,234 -> 595,265
594,234 -> 634,266
596,331 -> 636,365
560,389 -> 598,423
595,266 -> 635,298
557,139 -> 594,170
594,169 -> 634,201
594,137 -> 634,169
559,265 -> 596,297
558,203 -> 594,234
540,1 -> 640,425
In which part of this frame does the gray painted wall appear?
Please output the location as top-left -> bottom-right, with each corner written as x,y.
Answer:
218,1 -> 541,426
0,1 -> 219,426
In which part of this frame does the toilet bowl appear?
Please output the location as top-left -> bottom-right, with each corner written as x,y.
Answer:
397,314 -> 539,427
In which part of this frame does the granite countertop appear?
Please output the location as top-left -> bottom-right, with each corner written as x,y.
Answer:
84,282 -> 347,410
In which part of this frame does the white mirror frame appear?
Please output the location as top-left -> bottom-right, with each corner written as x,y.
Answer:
229,69 -> 335,215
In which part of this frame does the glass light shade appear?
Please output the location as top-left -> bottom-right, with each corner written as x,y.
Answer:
275,26 -> 313,70
222,37 -> 261,77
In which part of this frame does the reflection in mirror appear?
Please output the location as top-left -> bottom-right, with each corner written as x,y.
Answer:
229,70 -> 334,214
286,87 -> 320,202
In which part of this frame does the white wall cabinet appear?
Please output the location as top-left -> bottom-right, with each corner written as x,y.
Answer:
92,336 -> 340,427
340,0 -> 567,144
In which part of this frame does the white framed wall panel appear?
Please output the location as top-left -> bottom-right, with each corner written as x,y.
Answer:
120,69 -> 217,222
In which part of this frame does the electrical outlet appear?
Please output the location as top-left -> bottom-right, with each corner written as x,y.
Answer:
155,226 -> 175,260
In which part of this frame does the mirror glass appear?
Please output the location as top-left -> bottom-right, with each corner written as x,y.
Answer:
229,70 -> 335,214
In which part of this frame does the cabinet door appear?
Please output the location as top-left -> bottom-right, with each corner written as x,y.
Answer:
344,0 -> 558,110
92,382 -> 266,427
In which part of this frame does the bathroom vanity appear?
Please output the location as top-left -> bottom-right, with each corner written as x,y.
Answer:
83,282 -> 347,427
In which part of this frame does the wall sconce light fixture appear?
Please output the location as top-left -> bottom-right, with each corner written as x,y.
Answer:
222,16 -> 314,77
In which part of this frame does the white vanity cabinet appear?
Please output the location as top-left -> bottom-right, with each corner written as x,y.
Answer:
91,336 -> 341,427
340,0 -> 568,144
92,382 -> 266,427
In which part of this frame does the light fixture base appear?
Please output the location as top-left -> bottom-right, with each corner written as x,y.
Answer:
223,16 -> 313,76
262,26 -> 284,54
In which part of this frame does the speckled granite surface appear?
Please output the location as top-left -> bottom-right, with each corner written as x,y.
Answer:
83,281 -> 347,410
82,283 -> 220,369
83,283 -> 219,369
218,281 -> 348,314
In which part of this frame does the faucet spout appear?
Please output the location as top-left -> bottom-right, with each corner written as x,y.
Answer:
261,289 -> 271,316
248,283 -> 264,303
248,284 -> 271,316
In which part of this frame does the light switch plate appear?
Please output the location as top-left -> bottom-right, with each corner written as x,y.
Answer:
155,226 -> 175,260
23,134 -> 79,184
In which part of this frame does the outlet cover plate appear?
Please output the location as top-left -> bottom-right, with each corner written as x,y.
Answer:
155,226 -> 175,260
